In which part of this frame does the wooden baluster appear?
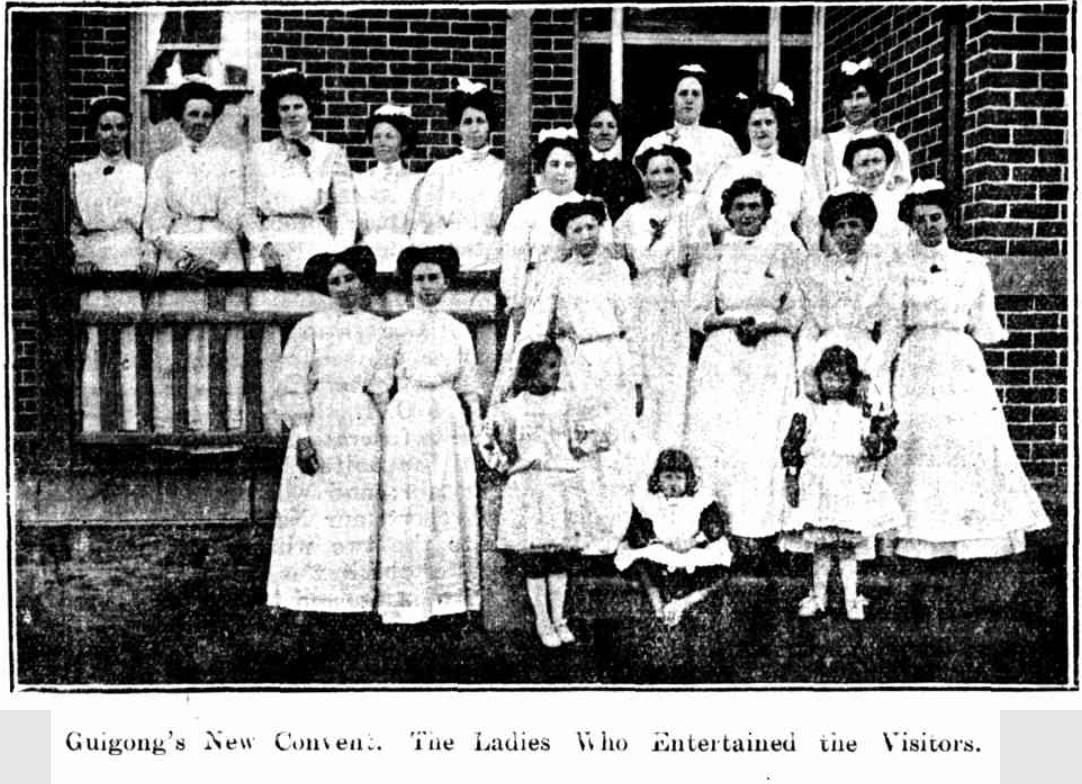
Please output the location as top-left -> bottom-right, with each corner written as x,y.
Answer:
135,323 -> 155,433
98,325 -> 122,433
243,322 -> 264,433
171,325 -> 189,431
207,288 -> 228,432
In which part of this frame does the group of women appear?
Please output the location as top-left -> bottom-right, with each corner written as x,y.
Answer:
69,57 -> 1050,631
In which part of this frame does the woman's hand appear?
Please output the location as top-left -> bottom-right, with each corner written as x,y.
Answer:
784,472 -> 800,508
634,384 -> 644,418
261,241 -> 283,271
735,317 -> 762,347
296,437 -> 320,476
73,260 -> 98,277
137,245 -> 159,279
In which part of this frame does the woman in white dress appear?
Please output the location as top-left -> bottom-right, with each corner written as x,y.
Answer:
267,246 -> 385,615
634,64 -> 741,214
353,103 -> 423,272
375,246 -> 484,625
70,97 -> 150,433
615,144 -> 711,470
412,78 -> 505,271
706,85 -> 808,243
802,57 -> 911,246
518,198 -> 643,554
144,79 -> 247,433
686,177 -> 802,544
793,191 -> 904,406
886,181 -> 1050,561
247,70 -> 357,431
497,127 -> 593,397
248,70 -> 356,274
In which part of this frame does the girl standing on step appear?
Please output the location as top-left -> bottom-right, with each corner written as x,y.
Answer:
778,344 -> 902,620
480,340 -> 607,647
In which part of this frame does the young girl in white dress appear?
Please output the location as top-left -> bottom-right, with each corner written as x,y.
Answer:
482,340 -> 604,648
614,449 -> 732,628
779,345 -> 903,620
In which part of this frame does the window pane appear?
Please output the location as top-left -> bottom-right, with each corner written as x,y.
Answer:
625,6 -> 769,35
781,6 -> 813,34
780,46 -> 812,161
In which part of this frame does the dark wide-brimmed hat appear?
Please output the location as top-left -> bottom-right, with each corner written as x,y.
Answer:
262,69 -> 322,120
445,76 -> 499,128
168,79 -> 222,122
396,244 -> 460,286
550,197 -> 608,236
364,104 -> 417,155
87,96 -> 130,132
302,246 -> 377,295
819,191 -> 878,232
633,144 -> 693,179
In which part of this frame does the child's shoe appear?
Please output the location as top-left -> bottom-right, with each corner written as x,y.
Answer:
552,619 -> 576,644
845,595 -> 868,621
535,616 -> 562,648
797,592 -> 826,617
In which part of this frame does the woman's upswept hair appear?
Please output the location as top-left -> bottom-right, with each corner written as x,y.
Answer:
646,449 -> 699,496
721,177 -> 776,218
511,341 -> 562,396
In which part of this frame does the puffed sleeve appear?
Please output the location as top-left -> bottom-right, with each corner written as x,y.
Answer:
888,133 -> 913,191
687,252 -> 721,332
368,318 -> 398,399
500,200 -> 532,307
68,165 -> 87,259
329,144 -> 357,251
873,263 -> 905,376
697,501 -> 729,543
518,266 -> 559,344
215,150 -> 246,236
967,257 -> 1008,345
410,159 -> 447,236
143,156 -> 171,248
275,316 -> 318,439
452,320 -> 481,398
610,258 -> 642,382
624,505 -> 657,549
774,241 -> 806,333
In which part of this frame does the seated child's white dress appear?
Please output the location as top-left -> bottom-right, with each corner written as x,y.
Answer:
779,396 -> 903,560
614,489 -> 733,574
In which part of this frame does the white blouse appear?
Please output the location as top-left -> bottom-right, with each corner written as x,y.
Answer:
706,148 -> 808,241
634,123 -> 741,202
902,242 -> 1007,344
69,155 -> 146,269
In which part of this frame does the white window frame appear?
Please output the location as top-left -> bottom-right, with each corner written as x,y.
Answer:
128,7 -> 262,162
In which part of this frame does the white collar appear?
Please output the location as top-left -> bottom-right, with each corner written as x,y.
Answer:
590,145 -> 622,162
460,144 -> 492,162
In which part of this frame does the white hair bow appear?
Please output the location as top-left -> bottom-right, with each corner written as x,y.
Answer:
840,57 -> 874,76
539,126 -> 578,142
909,178 -> 946,195
770,82 -> 794,105
374,103 -> 412,118
735,91 -> 749,101
679,63 -> 707,74
454,76 -> 487,94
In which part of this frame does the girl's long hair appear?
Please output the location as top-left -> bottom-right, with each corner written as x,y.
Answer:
511,341 -> 561,397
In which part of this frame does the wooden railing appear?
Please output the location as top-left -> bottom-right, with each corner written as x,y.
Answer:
73,271 -> 503,448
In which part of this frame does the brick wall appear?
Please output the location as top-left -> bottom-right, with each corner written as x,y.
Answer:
824,4 -> 1070,484
529,8 -> 576,134
962,4 -> 1069,259
262,7 -> 508,172
10,14 -> 43,434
